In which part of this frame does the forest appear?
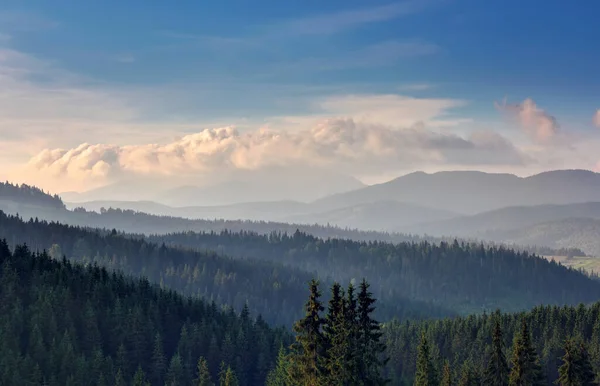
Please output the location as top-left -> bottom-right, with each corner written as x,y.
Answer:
0,240 -> 289,386
0,211 -> 450,326
149,229 -> 600,314
2,184 -> 600,385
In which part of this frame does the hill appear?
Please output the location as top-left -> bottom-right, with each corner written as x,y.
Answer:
148,229 -> 600,315
314,169 -> 600,214
0,240 -> 288,385
408,202 -> 600,236
0,211 -> 453,326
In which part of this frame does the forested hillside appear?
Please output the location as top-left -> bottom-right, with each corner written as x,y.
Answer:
150,230 -> 600,314
383,302 -> 600,385
0,181 -> 64,209
0,240 -> 289,386
0,211 -> 451,326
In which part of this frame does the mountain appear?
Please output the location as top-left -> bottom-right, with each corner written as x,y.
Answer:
62,167 -> 365,206
314,169 -> 600,214
67,199 -> 310,222
401,202 -> 600,256
283,200 -> 458,231
408,202 -> 600,234
492,217 -> 600,257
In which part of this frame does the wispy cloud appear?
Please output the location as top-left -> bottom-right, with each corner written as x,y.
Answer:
115,53 -> 135,63
274,1 -> 432,36
594,109 -> 600,128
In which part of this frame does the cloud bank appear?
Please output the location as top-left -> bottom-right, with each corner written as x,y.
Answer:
22,119 -> 527,191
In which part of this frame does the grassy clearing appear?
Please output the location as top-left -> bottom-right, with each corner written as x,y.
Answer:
544,255 -> 600,275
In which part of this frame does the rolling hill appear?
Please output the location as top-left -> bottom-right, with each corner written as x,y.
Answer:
313,169 -> 600,214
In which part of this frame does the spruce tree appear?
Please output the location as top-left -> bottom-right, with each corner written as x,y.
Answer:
509,319 -> 543,386
323,282 -> 351,385
265,346 -> 295,386
574,340 -> 596,386
289,279 -> 326,386
196,356 -> 213,386
556,338 -> 578,386
357,278 -> 388,385
440,360 -> 453,386
219,362 -> 239,386
483,319 -> 509,386
345,283 -> 359,383
414,331 -> 437,386
458,360 -> 478,386
132,365 -> 149,386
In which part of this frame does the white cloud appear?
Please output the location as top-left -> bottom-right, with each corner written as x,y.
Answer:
276,1 -> 430,36
594,109 -> 600,128
495,98 -> 559,142
19,118 -> 528,192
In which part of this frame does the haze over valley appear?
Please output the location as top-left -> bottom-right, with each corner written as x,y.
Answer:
2,1 -> 600,385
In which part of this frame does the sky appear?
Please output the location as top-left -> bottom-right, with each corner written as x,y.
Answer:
1,0 -> 600,193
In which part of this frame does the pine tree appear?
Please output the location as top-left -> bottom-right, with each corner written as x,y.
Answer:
556,338 -> 578,386
266,346 -> 295,386
166,353 -> 185,386
323,282 -> 351,385
483,319 -> 509,386
219,362 -> 239,386
151,333 -> 167,386
132,365 -> 149,386
289,279 -> 326,386
440,360 -> 453,386
357,278 -> 388,385
457,360 -> 478,386
415,331 -> 437,386
196,356 -> 213,386
509,319 -> 543,386
572,340 -> 597,386
345,283 -> 359,383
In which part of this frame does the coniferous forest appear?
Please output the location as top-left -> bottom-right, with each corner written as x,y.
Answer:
1,185 -> 600,385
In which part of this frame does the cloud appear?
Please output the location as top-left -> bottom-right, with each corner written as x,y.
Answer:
277,1 -> 431,36
20,118 -> 527,192
495,98 -> 559,142
594,109 -> 600,128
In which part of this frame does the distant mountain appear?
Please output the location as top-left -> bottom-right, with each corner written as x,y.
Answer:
314,169 -> 600,214
66,199 -> 310,222
491,218 -> 600,257
408,202 -> 600,235
63,167 -> 365,206
283,201 -> 458,231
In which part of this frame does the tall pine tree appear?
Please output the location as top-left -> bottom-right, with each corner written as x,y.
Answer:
289,279 -> 326,386
357,279 -> 388,385
484,318 -> 509,386
414,331 -> 437,386
509,319 -> 543,386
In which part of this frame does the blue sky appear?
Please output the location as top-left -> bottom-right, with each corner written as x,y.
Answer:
1,0 -> 600,191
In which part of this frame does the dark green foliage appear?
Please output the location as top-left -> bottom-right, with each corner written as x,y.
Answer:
196,356 -> 214,386
509,319 -> 544,386
440,360 -> 453,386
0,181 -> 64,209
457,360 -> 479,386
0,240 -> 287,385
0,211 -> 448,326
382,303 -> 600,385
357,279 -> 389,385
289,279 -> 326,385
483,318 -> 509,386
415,332 -> 437,386
150,229 -> 600,315
556,338 -> 597,386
